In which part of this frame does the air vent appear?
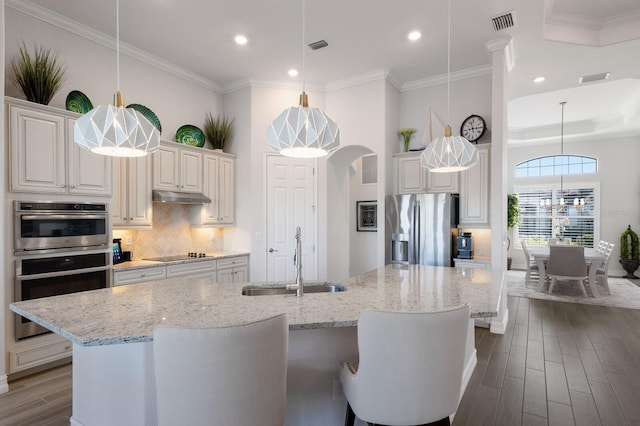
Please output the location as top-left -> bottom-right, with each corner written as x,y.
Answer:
308,40 -> 328,50
579,72 -> 610,84
491,11 -> 516,32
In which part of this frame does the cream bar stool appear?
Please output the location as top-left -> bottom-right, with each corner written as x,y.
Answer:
340,304 -> 470,426
153,314 -> 288,426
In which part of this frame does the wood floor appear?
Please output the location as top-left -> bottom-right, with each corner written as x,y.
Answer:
1,296 -> 640,425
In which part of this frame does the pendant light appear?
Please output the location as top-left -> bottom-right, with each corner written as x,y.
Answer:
74,0 -> 160,157
267,0 -> 340,158
420,0 -> 477,173
541,101 -> 574,211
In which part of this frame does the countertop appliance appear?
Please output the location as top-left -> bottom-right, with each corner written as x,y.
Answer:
385,193 -> 459,266
457,232 -> 473,259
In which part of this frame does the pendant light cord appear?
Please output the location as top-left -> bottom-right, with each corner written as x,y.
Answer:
302,0 -> 306,95
116,0 -> 120,93
447,0 -> 451,125
560,101 -> 565,192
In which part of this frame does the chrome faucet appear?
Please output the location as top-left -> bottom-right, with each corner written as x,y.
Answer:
288,227 -> 304,297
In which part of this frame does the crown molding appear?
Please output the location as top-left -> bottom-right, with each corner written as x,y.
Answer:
222,78 -> 324,95
400,65 -> 492,92
7,0 -> 222,93
325,69 -> 400,92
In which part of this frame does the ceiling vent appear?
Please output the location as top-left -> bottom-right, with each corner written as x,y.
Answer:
579,72 -> 610,84
308,40 -> 329,50
491,11 -> 516,32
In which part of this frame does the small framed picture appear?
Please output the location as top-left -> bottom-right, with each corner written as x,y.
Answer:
357,201 -> 377,232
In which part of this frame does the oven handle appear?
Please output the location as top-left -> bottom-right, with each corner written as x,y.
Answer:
15,265 -> 111,281
18,213 -> 107,220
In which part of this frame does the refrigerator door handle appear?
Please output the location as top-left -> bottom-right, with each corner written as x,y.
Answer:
413,201 -> 420,264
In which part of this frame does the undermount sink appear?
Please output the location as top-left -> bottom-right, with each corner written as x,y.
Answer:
241,282 -> 346,296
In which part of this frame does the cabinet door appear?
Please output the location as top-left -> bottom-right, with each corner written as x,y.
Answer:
180,150 -> 203,192
216,268 -> 235,283
127,156 -> 153,227
67,118 -> 112,196
218,157 -> 235,224
233,266 -> 248,283
199,153 -> 220,224
111,157 -> 129,227
9,105 -> 65,193
459,147 -> 490,227
153,144 -> 180,190
426,170 -> 459,193
397,156 -> 425,194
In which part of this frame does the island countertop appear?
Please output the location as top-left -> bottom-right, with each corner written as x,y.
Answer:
10,264 -> 504,347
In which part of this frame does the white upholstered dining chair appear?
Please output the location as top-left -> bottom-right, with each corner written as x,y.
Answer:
521,240 -> 540,287
547,245 -> 591,297
153,314 -> 288,426
595,242 -> 615,295
340,304 -> 470,426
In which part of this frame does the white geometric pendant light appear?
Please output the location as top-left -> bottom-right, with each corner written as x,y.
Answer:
421,0 -> 477,173
267,0 -> 340,158
74,0 -> 159,157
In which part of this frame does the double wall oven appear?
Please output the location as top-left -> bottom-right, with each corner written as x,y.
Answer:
14,201 -> 111,340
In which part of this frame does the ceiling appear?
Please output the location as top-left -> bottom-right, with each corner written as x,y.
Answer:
13,0 -> 640,142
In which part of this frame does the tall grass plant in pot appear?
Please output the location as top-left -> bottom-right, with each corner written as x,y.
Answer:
10,42 -> 66,105
203,113 -> 234,151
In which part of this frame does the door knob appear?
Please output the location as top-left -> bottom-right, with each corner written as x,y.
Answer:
268,248 -> 278,253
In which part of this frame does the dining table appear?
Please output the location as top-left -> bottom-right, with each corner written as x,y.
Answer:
527,246 -> 606,297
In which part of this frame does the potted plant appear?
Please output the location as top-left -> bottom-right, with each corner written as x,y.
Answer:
9,42 -> 66,105
203,112 -> 234,151
399,128 -> 416,152
506,194 -> 520,270
620,225 -> 639,278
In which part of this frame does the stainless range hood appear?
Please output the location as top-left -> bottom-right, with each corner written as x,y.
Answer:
152,190 -> 211,204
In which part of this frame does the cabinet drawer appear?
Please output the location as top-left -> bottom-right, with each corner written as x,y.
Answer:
217,256 -> 248,269
166,260 -> 217,278
113,266 -> 166,285
10,336 -> 72,373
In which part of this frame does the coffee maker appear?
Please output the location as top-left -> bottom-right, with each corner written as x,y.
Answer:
457,232 -> 473,259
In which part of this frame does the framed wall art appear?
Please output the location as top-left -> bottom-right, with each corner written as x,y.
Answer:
356,200 -> 377,232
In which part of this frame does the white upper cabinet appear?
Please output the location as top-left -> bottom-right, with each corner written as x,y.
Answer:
7,98 -> 112,196
394,152 -> 458,194
112,156 -> 153,229
152,142 -> 203,193
459,145 -> 490,227
192,151 -> 235,226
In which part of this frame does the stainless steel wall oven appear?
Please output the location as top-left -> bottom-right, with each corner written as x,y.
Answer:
13,201 -> 111,340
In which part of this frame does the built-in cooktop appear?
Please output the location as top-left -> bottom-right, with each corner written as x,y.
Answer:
143,253 -> 208,262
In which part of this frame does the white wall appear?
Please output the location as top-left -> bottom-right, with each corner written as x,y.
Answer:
349,156 -> 377,276
4,9 -> 222,141
508,135 -> 640,276
0,0 -> 8,393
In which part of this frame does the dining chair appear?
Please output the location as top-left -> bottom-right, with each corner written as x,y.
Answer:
153,314 -> 288,426
340,304 -> 470,426
547,245 -> 591,297
549,238 -> 570,245
595,242 -> 615,295
521,240 -> 540,287
597,240 -> 608,253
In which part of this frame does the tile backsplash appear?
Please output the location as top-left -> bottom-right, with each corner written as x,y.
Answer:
113,203 -> 223,260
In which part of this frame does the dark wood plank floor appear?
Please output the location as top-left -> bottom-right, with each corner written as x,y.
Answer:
2,296 -> 640,425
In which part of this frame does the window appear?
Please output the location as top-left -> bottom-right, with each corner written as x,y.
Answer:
515,185 -> 597,248
516,155 -> 597,178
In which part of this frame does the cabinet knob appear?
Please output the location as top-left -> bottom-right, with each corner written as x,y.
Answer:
70,185 -> 76,189
129,217 -> 133,221
268,248 -> 278,253
61,184 -> 66,188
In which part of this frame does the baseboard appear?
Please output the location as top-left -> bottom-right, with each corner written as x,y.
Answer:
70,417 -> 85,426
0,374 -> 8,394
490,308 -> 509,334
461,348 -> 477,396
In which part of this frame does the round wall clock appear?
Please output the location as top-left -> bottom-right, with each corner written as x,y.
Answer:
460,114 -> 486,143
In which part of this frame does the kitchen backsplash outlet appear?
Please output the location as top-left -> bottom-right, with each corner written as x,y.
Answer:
113,203 -> 224,259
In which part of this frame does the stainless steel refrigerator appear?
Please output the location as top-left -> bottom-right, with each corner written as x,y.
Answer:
385,193 -> 459,266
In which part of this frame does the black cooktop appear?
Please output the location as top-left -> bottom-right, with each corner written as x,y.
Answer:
143,253 -> 208,262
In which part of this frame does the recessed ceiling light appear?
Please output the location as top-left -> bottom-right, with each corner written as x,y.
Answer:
234,35 -> 248,45
288,69 -> 299,77
408,31 -> 421,41
533,76 -> 545,83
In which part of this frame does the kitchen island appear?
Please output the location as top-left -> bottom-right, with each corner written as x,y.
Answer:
11,264 -> 507,426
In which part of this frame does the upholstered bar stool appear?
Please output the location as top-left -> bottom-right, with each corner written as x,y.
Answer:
153,314 -> 288,426
340,304 -> 470,426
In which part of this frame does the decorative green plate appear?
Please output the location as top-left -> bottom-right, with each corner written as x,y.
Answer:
176,125 -> 205,147
65,90 -> 93,114
126,103 -> 162,133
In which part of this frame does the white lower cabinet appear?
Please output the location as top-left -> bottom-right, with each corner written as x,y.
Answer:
113,266 -> 167,286
9,334 -> 72,374
216,256 -> 249,283
166,260 -> 217,279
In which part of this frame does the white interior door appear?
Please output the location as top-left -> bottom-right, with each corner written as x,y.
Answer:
266,155 -> 317,282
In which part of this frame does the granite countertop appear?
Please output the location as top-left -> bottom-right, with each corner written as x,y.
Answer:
11,264 -> 504,347
112,251 -> 250,270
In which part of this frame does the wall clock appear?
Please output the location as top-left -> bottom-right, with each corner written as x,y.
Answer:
460,115 -> 486,143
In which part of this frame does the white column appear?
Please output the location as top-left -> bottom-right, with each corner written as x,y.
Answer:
485,37 -> 514,273
0,0 -> 8,395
